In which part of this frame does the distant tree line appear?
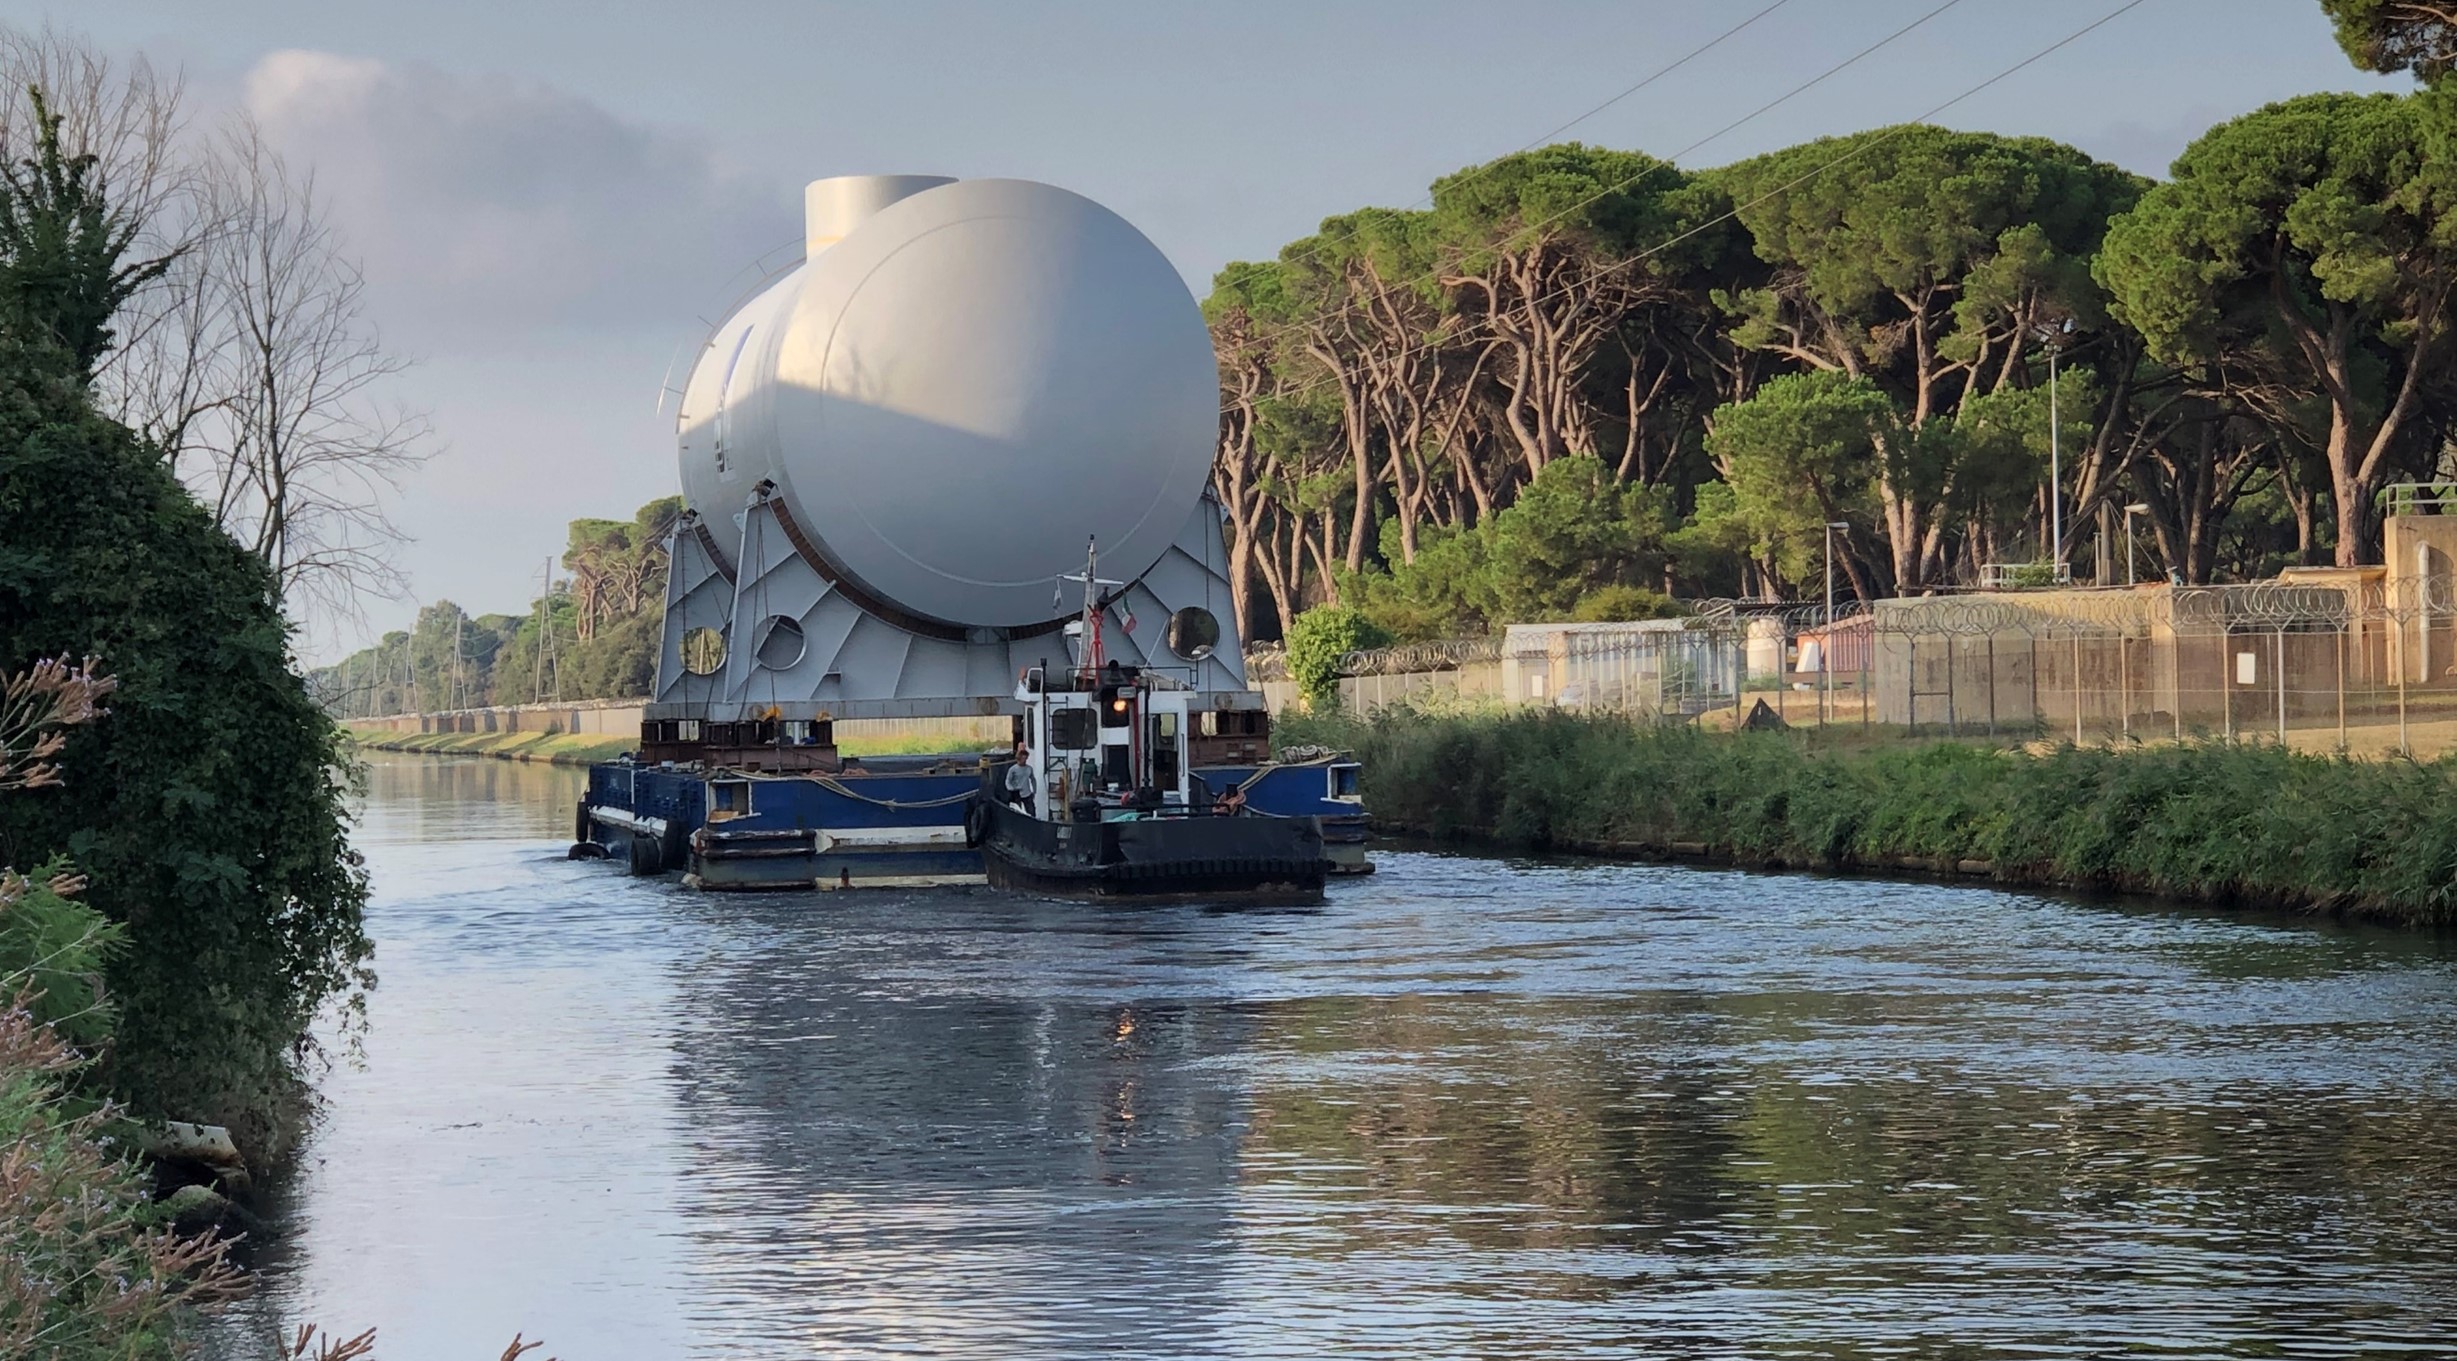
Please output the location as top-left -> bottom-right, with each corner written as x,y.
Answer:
1212,4 -> 2457,643
312,496 -> 680,716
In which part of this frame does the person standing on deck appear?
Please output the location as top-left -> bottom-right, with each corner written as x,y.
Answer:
1003,743 -> 1037,814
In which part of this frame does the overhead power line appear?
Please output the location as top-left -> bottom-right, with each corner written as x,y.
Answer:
1235,0 -> 2158,415
1510,0 -> 1800,155
1658,0 -> 1969,167
1235,0 -> 1973,362
1268,0 -> 1799,282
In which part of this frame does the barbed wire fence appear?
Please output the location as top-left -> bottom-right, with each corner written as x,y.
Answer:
1244,575 -> 2457,755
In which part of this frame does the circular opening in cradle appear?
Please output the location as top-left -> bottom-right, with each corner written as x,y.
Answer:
1166,606 -> 1220,661
680,626 -> 727,676
754,615 -> 808,670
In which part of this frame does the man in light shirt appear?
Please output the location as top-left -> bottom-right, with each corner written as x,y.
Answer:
1002,742 -> 1037,814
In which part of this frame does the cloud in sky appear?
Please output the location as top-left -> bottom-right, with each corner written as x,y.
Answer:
242,49 -> 796,348
227,51 -> 783,658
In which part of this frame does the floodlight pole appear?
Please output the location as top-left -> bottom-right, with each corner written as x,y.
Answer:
2049,342 -> 2062,578
2038,319 -> 2074,581
2124,503 -> 2150,587
1824,521 -> 1849,727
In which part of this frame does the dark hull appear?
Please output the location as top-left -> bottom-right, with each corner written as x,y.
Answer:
979,800 -> 1326,903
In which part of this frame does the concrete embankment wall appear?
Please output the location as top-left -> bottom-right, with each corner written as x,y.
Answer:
349,699 -> 647,737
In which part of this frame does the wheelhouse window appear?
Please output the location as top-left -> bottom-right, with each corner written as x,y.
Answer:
1050,707 -> 1097,751
1151,713 -> 1180,794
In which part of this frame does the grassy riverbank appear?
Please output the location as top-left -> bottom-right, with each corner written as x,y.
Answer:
1288,707 -> 2457,926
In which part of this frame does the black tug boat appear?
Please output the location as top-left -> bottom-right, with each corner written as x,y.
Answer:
969,542 -> 1330,903
975,796 -> 1325,901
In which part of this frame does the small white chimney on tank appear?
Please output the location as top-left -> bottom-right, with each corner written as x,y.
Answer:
803,174 -> 954,256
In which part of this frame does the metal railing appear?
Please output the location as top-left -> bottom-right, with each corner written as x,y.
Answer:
2381,482 -> 2457,517
1979,561 -> 2075,590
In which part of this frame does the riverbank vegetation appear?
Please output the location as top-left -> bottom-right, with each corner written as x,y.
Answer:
312,496 -> 680,718
0,76 -> 371,1169
1214,3 -> 2457,644
0,661 -> 246,1355
1292,703 -> 2457,926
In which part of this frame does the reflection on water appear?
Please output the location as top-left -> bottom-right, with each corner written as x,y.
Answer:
208,753 -> 2457,1358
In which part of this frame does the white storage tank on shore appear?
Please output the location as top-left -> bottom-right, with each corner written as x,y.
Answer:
674,174 -> 1219,631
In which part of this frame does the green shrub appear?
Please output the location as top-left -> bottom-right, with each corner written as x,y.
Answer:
1571,584 -> 1685,622
0,861 -> 120,1056
0,989 -> 240,1358
0,649 -> 240,1355
1283,606 -> 1391,711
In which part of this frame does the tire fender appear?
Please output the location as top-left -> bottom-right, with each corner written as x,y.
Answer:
626,830 -> 664,877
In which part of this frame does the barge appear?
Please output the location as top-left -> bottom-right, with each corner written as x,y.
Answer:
577,710 -> 1363,891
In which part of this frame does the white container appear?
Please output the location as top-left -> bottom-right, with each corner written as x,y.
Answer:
675,175 -> 1217,630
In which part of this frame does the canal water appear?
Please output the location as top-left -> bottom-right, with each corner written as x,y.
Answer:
206,752 -> 2457,1359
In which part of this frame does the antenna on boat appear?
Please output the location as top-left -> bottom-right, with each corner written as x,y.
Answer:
1056,536 -> 1124,682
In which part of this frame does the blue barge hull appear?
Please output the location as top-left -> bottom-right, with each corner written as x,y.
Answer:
581,754 -> 1366,890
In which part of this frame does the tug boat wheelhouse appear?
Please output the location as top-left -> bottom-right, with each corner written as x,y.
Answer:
969,546 -> 1327,902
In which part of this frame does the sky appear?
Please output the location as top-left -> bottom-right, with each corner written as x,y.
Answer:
28,0 -> 2411,661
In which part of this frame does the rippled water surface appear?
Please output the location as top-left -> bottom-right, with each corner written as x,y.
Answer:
208,753 -> 2457,1358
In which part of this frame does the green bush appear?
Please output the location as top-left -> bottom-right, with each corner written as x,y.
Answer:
1334,456 -> 1677,641
1571,584 -> 1684,622
0,860 -> 120,1055
1282,606 -> 1390,711
0,659 -> 239,1356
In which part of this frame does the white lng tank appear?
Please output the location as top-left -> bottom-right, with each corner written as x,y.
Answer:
676,175 -> 1219,630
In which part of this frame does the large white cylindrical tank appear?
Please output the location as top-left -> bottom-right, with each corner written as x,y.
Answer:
676,175 -> 1218,630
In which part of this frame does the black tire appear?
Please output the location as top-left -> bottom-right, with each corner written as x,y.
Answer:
574,800 -> 592,844
963,797 -> 989,849
626,831 -> 664,877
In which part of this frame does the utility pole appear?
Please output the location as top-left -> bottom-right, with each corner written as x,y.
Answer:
532,558 -> 562,704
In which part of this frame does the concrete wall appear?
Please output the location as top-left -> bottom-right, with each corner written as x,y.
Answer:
1253,661 -> 1504,717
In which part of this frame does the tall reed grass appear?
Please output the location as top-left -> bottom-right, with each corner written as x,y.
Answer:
1302,706 -> 2457,925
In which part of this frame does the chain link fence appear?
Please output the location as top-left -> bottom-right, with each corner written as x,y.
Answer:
1863,576 -> 2457,753
1245,569 -> 2457,754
